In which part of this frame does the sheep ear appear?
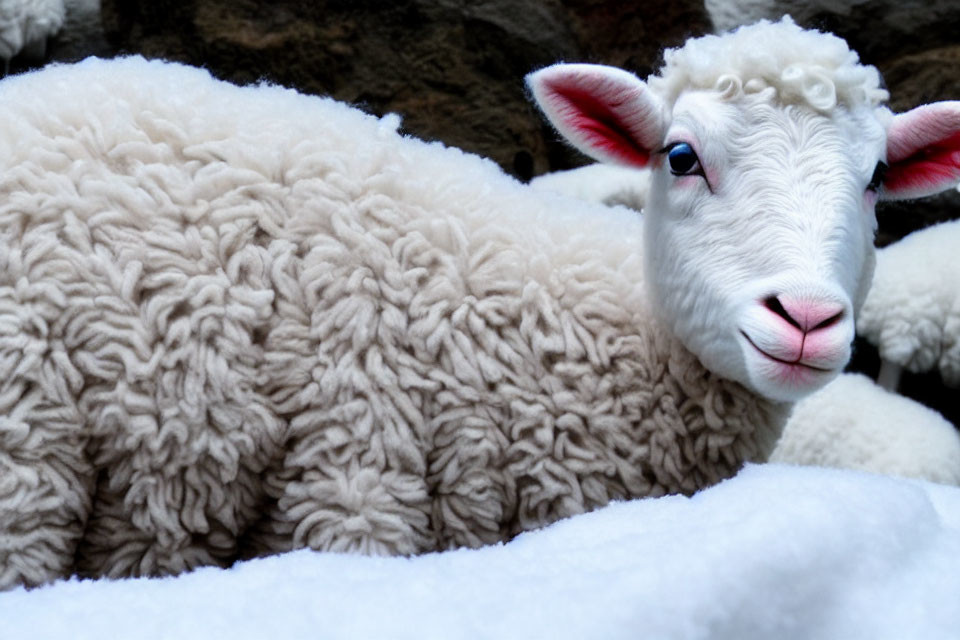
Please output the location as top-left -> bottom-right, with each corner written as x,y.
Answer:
882,101 -> 960,200
526,63 -> 666,168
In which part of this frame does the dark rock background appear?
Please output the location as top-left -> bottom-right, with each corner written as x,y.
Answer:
6,0 -> 959,424
97,0 -> 711,181
17,0 -> 956,238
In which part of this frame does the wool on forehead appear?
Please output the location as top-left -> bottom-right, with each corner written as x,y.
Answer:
647,17 -> 889,113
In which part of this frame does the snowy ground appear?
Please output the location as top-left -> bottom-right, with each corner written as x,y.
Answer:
3,463 -> 959,640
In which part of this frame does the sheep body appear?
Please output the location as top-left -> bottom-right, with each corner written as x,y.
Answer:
529,164 -> 650,212
857,219 -> 960,387
704,1 -> 869,34
771,373 -> 960,485
0,56 -> 785,588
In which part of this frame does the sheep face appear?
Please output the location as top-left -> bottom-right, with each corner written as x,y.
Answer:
528,62 -> 960,403
641,89 -> 883,402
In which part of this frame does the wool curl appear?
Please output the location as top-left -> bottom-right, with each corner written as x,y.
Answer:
647,17 -> 889,112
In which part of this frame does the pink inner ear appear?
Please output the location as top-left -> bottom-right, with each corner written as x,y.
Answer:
885,131 -> 960,195
542,78 -> 653,167
884,103 -> 960,199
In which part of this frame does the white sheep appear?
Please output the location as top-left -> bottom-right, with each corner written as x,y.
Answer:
857,218 -> 960,390
771,373 -> 960,485
0,0 -> 65,74
704,0 -> 869,34
529,164 -> 650,212
3,18 -> 960,590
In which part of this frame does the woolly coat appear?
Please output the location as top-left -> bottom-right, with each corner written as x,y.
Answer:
771,373 -> 960,486
0,57 -> 786,588
857,219 -> 960,387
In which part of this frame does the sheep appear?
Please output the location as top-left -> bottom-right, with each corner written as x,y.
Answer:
857,219 -> 960,390
704,0 -> 869,34
771,373 -> 960,485
529,164 -> 650,212
3,17 -> 960,590
0,0 -> 65,74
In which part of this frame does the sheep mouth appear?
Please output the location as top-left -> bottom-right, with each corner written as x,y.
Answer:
740,331 -> 834,373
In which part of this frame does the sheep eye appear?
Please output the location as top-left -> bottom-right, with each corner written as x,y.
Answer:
666,142 -> 701,176
867,161 -> 888,192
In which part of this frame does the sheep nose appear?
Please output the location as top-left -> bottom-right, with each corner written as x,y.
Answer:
763,295 -> 845,333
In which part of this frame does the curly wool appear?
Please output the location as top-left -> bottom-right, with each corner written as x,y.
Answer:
647,17 -> 888,112
0,57 -> 786,588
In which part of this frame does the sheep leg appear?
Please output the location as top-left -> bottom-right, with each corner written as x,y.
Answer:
72,308 -> 288,578
75,476 -> 236,580
0,455 -> 93,589
244,401 -> 437,558
427,406 -> 517,550
0,322 -> 95,589
877,359 -> 903,392
0,386 -> 93,590
253,463 -> 435,557
75,428 -> 282,580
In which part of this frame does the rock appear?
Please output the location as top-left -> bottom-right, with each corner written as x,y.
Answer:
98,0 -> 711,179
47,0 -> 112,62
880,44 -> 960,112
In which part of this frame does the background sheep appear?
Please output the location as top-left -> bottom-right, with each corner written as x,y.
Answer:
529,164 -> 650,212
0,0 -> 64,74
704,0 -> 870,34
771,373 -> 960,486
3,18 -> 960,590
858,219 -> 960,391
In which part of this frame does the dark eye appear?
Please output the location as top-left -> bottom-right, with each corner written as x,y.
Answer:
666,142 -> 701,176
867,161 -> 888,192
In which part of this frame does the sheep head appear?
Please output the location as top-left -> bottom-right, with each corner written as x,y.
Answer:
527,19 -> 960,403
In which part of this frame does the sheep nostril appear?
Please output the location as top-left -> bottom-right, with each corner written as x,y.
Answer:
763,295 -> 846,333
812,310 -> 844,331
763,296 -> 802,331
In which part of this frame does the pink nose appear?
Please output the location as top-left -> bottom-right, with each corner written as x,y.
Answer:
763,295 -> 845,334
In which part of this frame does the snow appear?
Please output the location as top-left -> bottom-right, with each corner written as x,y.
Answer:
3,463 -> 959,640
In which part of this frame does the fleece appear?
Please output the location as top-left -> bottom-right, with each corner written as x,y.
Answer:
857,219 -> 960,387
771,373 -> 960,485
0,56 -> 786,589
